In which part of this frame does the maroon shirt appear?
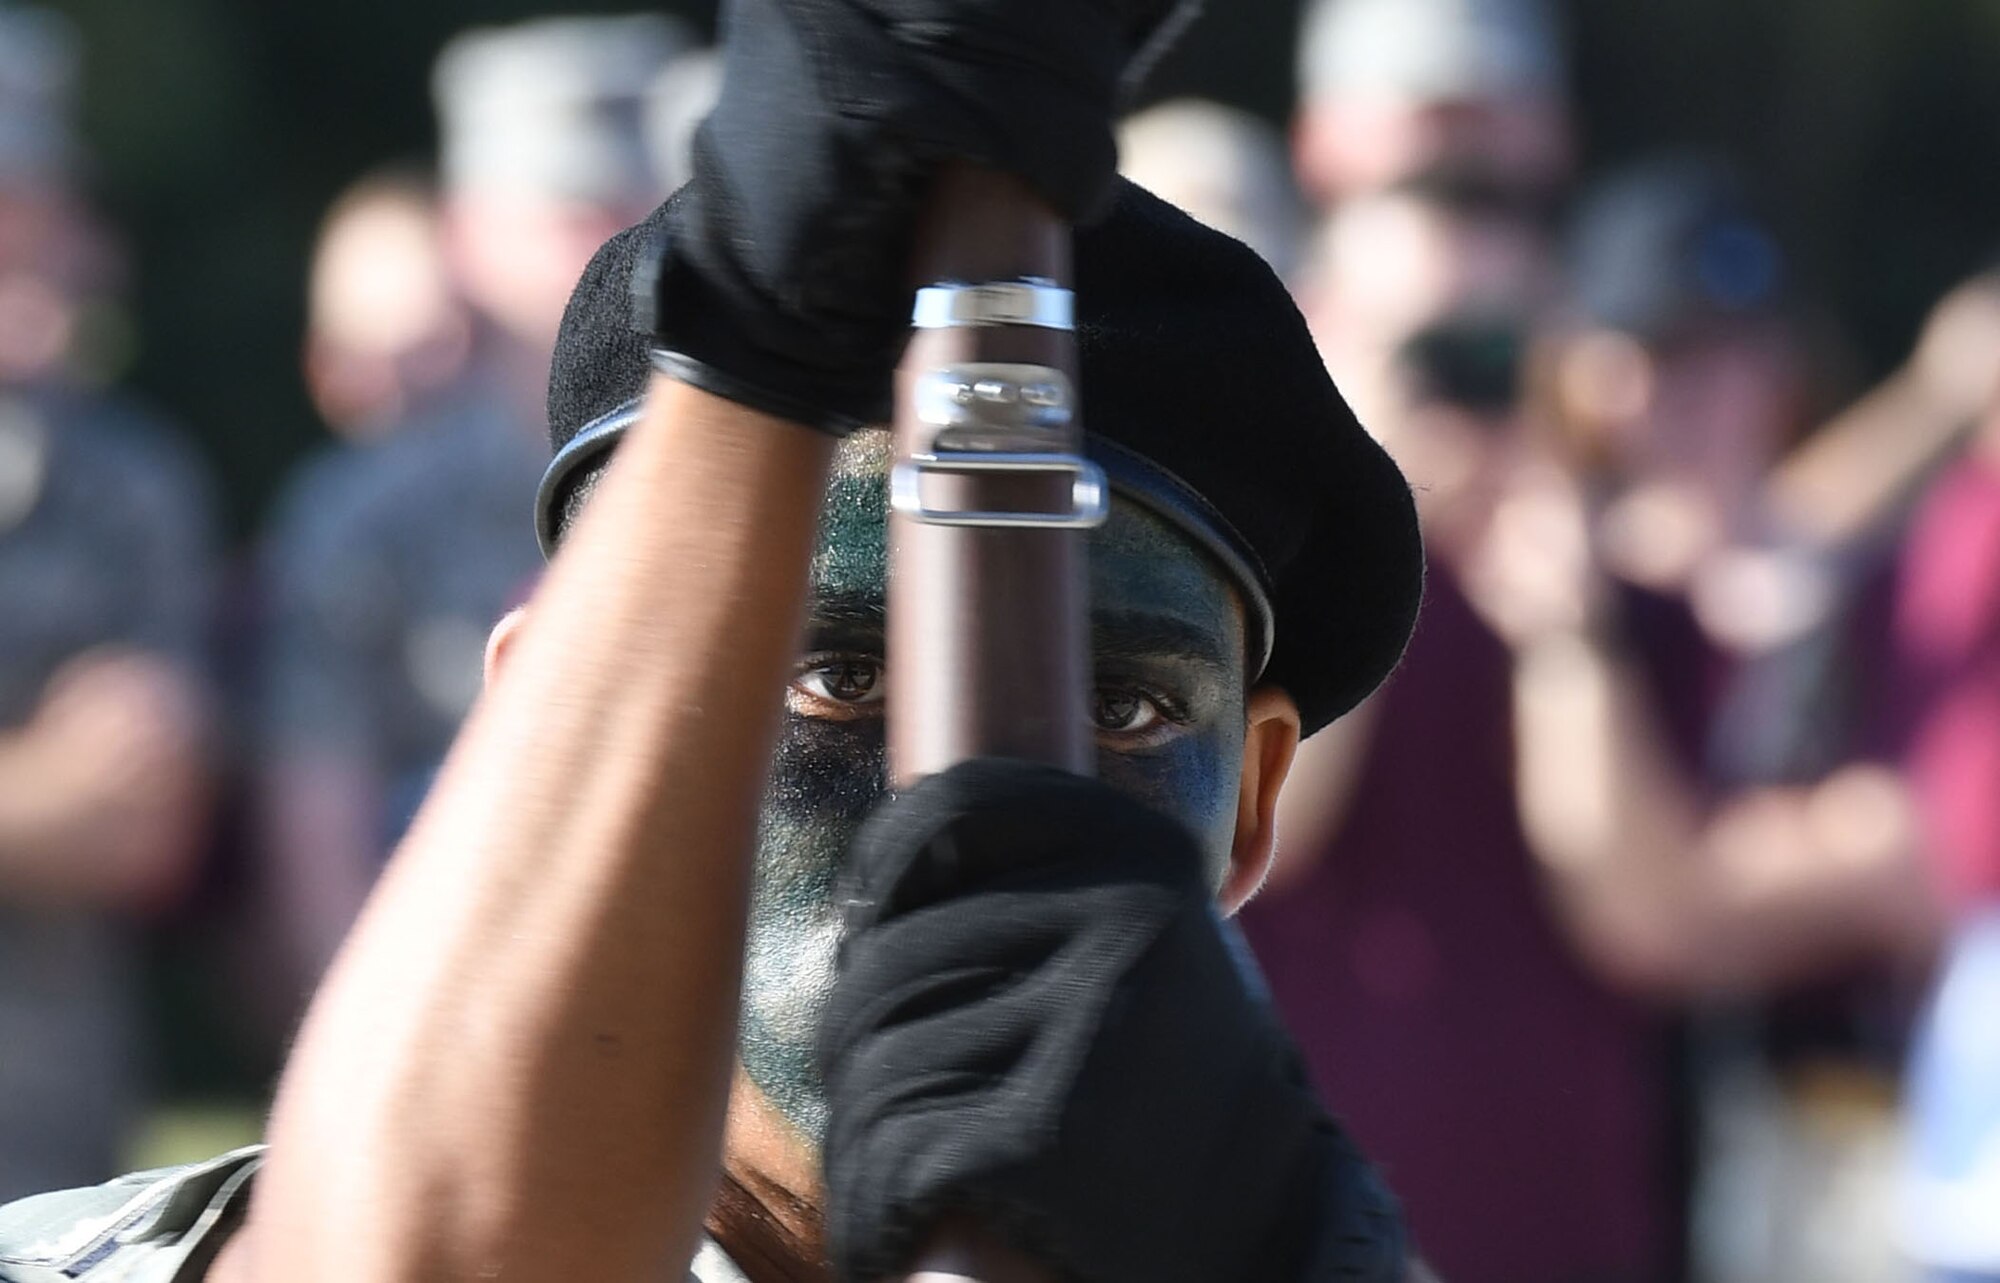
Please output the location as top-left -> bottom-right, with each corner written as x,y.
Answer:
1242,576 -> 1668,1283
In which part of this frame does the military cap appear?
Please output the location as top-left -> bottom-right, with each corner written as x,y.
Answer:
1297,0 -> 1566,103
0,5 -> 81,187
1568,155 -> 1788,342
1116,100 -> 1307,281
433,15 -> 690,206
539,180 -> 1423,736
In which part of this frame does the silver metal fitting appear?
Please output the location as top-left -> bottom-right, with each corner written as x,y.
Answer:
889,452 -> 1109,529
895,359 -> 1104,529
911,279 -> 1074,331
916,363 -> 1074,445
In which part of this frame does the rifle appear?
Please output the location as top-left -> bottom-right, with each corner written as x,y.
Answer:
883,167 -> 1100,1282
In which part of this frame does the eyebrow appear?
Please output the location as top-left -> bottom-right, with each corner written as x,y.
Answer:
804,597 -> 1235,674
804,593 -> 887,635
1089,609 -> 1235,674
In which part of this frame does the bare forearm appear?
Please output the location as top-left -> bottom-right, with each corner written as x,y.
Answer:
0,668 -> 209,910
0,740 -> 83,893
1676,767 -> 1941,984
1763,369 -> 1970,548
1769,272 -> 2000,548
249,379 -> 836,1282
1513,635 -> 1934,994
1511,632 -> 1708,991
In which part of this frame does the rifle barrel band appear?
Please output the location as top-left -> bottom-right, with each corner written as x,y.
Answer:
917,363 -> 1074,438
889,452 -> 1109,529
912,280 -> 1074,331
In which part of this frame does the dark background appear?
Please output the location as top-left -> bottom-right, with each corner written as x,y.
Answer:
49,0 -> 2000,537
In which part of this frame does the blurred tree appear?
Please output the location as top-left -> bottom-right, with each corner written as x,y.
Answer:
38,0 -> 2000,535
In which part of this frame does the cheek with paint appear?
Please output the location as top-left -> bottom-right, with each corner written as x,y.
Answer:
1094,713 -> 1246,889
1087,501 -> 1251,885
737,438 -> 893,1137
739,707 -> 885,1139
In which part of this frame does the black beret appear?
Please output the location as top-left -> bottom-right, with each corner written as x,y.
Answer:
541,179 -> 1422,735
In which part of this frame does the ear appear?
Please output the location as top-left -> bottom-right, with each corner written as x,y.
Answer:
1218,685 -> 1303,916
483,607 -> 530,687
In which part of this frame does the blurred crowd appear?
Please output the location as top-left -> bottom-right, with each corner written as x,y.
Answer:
0,1 -> 1996,1280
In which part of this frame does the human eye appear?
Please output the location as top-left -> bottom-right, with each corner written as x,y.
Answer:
1091,681 -> 1188,750
787,653 -> 885,720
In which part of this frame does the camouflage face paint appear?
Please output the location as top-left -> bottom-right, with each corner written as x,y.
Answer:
737,431 -> 1249,1138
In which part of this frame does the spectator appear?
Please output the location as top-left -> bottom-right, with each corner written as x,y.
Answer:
1245,159 -> 1940,1283
1117,98 -> 1308,280
643,45 -> 719,197
0,6 -> 216,1199
256,15 -> 682,990
1291,0 -> 1573,210
1296,172 -> 1557,428
1240,169 -> 1661,1281
1500,159 -> 1942,1283
1552,159 -> 1814,637
301,168 -> 472,442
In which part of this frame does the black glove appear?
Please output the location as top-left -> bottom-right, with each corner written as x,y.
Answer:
649,0 -> 1199,435
819,759 -> 1407,1283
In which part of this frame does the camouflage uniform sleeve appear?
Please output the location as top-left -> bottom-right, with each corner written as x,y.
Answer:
0,1148 -> 768,1283
0,1147 -> 262,1283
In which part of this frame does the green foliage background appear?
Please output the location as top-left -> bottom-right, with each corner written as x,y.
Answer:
46,0 -> 2000,537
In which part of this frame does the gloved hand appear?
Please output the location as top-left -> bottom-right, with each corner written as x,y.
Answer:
819,759 -> 1407,1283
649,0 -> 1199,435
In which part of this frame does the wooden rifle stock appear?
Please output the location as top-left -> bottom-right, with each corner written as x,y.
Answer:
883,167 -> 1087,1282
